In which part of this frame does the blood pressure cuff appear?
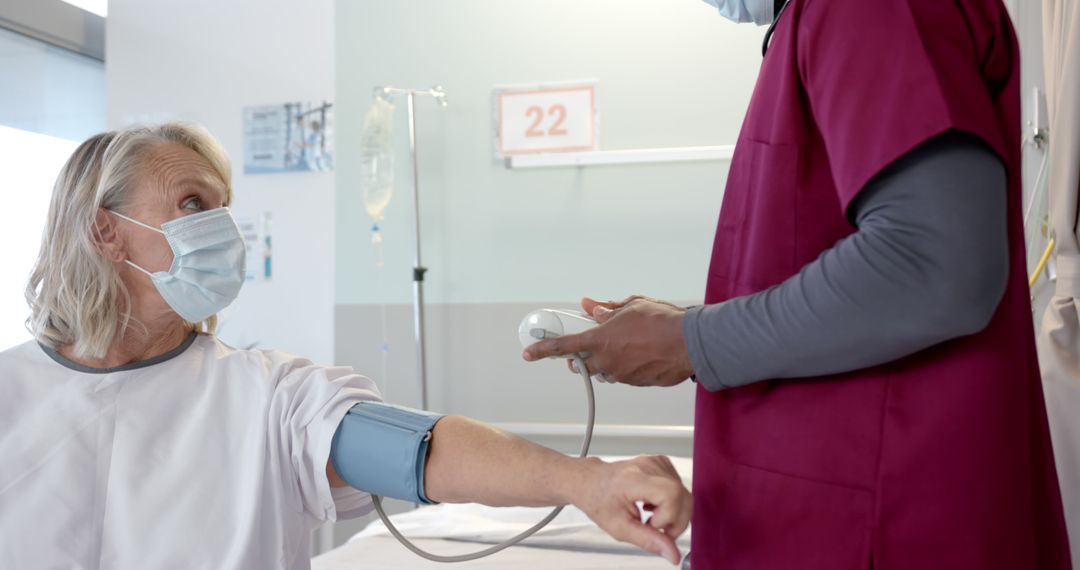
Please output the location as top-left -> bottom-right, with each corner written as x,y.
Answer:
329,401 -> 445,505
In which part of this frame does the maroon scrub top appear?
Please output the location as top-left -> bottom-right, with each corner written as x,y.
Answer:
692,0 -> 1072,568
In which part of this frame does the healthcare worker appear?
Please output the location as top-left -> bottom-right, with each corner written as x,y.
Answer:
0,123 -> 692,569
524,0 -> 1073,567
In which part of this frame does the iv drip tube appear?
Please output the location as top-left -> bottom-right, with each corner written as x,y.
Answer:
372,85 -> 446,411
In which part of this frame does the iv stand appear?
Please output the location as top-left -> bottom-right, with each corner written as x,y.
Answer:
374,85 -> 447,411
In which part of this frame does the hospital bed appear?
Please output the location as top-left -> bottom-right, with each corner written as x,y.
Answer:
312,453 -> 692,570
312,537 -> 683,569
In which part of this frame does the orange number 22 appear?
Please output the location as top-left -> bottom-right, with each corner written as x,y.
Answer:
524,104 -> 569,138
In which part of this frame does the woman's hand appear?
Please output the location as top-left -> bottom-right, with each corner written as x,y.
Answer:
570,455 -> 692,565
522,296 -> 695,387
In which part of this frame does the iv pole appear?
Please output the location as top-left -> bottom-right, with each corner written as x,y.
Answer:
374,85 -> 447,411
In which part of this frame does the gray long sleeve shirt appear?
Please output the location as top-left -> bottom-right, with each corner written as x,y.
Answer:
683,132 -> 1009,390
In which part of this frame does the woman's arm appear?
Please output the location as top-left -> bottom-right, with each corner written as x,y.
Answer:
329,415 -> 691,565
428,416 -> 689,564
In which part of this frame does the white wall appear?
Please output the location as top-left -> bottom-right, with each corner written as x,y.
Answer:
107,0 -> 337,364
335,0 -> 764,307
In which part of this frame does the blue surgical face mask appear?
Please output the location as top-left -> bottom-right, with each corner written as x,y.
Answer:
109,207 -> 246,323
703,0 -> 774,25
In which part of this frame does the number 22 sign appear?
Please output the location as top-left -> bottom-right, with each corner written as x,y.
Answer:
494,82 -> 598,157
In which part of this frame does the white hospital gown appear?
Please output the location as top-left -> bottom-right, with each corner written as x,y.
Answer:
0,333 -> 380,569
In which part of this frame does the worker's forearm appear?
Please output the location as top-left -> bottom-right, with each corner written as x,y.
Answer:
685,132 -> 1008,389
422,415 -> 596,507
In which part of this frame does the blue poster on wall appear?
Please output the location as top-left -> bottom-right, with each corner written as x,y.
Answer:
243,101 -> 334,174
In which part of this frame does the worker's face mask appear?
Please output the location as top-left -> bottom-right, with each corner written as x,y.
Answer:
109,207 -> 246,323
702,0 -> 774,25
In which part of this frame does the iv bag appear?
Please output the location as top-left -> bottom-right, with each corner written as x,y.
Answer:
359,96 -> 396,222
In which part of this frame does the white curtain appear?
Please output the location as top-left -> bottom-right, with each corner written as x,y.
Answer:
1040,1 -> 1080,565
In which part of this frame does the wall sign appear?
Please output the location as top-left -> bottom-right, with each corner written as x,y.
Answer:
243,101 -> 334,174
234,212 -> 273,282
493,81 -> 598,157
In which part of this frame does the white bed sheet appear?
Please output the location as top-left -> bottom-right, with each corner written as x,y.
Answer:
312,536 -> 679,570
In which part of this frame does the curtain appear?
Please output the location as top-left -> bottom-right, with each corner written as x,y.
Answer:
1039,1 -> 1080,565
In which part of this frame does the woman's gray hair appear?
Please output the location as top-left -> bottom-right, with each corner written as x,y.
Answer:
25,122 -> 233,359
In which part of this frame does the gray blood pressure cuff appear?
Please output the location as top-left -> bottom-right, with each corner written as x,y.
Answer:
329,401 -> 445,505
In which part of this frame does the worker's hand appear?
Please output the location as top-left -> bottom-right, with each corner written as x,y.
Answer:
581,295 -> 684,313
522,296 -> 694,387
571,455 -> 691,565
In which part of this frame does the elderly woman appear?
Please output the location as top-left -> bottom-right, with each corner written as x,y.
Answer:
0,123 -> 691,569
